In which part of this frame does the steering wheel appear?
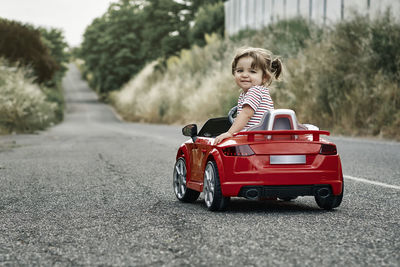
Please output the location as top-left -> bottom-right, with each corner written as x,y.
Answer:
228,106 -> 238,124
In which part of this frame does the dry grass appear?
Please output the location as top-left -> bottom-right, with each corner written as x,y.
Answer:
0,59 -> 57,133
110,34 -> 239,125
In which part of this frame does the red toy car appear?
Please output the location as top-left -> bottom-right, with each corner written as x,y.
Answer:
173,108 -> 343,211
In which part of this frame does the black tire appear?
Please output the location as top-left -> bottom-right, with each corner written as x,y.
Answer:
173,158 -> 200,203
315,184 -> 344,210
203,161 -> 230,211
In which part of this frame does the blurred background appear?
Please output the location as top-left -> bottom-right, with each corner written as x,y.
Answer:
0,0 -> 399,140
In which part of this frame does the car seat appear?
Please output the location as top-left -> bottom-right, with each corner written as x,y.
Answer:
247,109 -> 298,131
247,109 -> 298,140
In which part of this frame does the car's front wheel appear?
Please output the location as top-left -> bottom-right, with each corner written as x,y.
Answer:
203,161 -> 230,211
173,158 -> 200,202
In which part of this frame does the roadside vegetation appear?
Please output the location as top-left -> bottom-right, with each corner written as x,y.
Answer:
78,0 -> 224,99
282,13 -> 400,139
0,18 -> 69,134
78,0 -> 399,140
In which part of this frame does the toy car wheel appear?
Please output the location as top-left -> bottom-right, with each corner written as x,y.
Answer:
315,184 -> 344,210
173,158 -> 200,202
203,161 -> 230,211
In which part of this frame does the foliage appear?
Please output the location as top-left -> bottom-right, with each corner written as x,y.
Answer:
0,18 -> 58,83
141,0 -> 192,60
0,59 -> 57,133
189,2 -> 225,47
39,27 -> 70,87
280,13 -> 400,139
0,19 -> 69,132
80,0 -> 226,96
37,27 -> 69,122
232,16 -> 322,58
111,14 -> 400,140
80,1 -> 147,96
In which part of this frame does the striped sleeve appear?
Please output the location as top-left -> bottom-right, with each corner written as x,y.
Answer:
242,86 -> 263,111
237,86 -> 274,129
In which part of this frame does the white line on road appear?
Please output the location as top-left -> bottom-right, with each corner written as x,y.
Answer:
344,175 -> 400,190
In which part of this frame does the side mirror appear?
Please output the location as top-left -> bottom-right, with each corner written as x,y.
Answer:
182,124 -> 197,141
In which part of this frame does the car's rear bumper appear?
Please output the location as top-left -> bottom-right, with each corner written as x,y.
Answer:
237,184 -> 339,199
220,154 -> 343,197
222,180 -> 343,197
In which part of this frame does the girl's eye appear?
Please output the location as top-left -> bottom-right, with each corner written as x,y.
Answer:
250,70 -> 257,73
236,69 -> 243,73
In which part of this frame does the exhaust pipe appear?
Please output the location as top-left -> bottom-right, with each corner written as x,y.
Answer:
316,188 -> 331,198
245,189 -> 260,199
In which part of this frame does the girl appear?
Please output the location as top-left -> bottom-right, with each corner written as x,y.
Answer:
214,47 -> 283,144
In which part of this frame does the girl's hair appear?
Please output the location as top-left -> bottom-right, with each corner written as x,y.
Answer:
231,47 -> 283,86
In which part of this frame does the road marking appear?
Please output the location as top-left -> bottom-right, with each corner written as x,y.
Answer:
344,175 -> 400,190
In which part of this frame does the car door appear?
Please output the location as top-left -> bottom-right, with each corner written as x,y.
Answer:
189,137 -> 213,182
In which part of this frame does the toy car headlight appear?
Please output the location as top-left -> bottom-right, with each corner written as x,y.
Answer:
222,145 -> 255,156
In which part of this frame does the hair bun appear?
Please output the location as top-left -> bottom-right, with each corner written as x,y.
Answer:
271,58 -> 282,79
271,59 -> 279,72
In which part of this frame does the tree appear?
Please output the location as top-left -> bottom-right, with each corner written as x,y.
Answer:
79,0 -> 227,95
39,27 -> 70,87
80,0 -> 146,95
189,2 -> 225,47
0,18 -> 58,83
141,0 -> 193,60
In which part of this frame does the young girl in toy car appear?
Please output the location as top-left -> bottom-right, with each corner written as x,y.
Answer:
214,47 -> 282,145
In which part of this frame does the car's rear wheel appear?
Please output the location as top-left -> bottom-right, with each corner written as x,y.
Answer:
203,161 -> 230,211
315,184 -> 344,210
173,158 -> 200,202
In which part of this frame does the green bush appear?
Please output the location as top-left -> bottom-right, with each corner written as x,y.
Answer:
38,27 -> 69,122
0,18 -> 59,83
39,27 -> 70,88
0,59 -> 57,133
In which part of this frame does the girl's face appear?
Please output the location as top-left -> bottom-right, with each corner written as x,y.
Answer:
233,56 -> 267,92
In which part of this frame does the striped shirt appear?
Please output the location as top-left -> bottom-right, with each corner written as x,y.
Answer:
237,85 -> 274,129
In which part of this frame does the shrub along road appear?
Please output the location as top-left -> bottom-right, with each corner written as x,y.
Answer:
0,64 -> 399,266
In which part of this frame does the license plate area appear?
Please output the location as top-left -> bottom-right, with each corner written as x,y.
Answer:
270,155 -> 306,165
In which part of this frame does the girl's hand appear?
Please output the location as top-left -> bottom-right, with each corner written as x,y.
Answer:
214,132 -> 233,145
213,105 -> 254,145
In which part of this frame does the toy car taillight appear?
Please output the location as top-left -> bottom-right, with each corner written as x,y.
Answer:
320,144 -> 337,155
222,145 -> 255,156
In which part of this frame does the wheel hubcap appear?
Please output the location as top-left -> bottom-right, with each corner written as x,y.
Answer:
204,163 -> 215,207
174,159 -> 186,199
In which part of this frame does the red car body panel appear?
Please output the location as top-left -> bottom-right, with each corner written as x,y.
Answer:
177,130 -> 343,198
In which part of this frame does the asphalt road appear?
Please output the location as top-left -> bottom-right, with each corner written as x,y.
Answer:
0,64 -> 399,266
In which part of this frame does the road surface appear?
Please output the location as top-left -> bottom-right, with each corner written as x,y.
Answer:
0,64 -> 399,266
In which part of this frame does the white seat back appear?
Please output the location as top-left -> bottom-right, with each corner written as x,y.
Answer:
247,109 -> 298,131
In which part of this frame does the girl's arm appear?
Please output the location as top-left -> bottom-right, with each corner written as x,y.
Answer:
214,105 -> 254,145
